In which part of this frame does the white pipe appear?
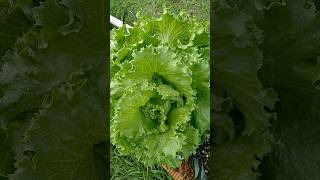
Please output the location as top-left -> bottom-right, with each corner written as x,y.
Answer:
110,15 -> 133,29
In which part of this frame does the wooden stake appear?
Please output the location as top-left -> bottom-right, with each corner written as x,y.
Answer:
161,158 -> 194,180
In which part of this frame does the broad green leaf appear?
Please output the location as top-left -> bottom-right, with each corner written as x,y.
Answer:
0,2 -> 31,56
212,93 -> 234,145
212,1 -> 277,179
191,60 -> 210,134
0,129 -> 15,178
213,3 -> 277,135
10,82 -> 108,180
33,0 -> 71,48
0,113 -> 33,179
131,46 -> 194,103
112,82 -> 157,138
212,135 -> 272,180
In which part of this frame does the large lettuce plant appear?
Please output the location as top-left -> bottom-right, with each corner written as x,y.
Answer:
110,12 -> 210,168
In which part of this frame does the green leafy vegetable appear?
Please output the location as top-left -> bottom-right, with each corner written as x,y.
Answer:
212,0 -> 320,180
257,1 -> 320,179
0,0 -> 107,179
110,12 -> 209,168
